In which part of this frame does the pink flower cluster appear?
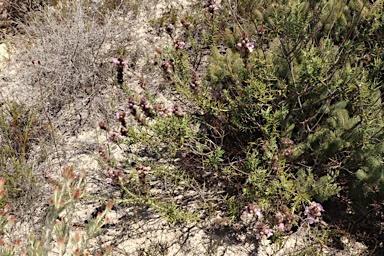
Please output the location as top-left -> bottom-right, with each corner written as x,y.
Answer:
153,103 -> 184,117
161,60 -> 176,83
126,95 -> 148,125
112,57 -> 128,67
174,38 -> 185,50
165,22 -> 175,36
237,202 -> 324,240
240,203 -> 262,225
181,19 -> 192,30
256,222 -> 273,240
275,205 -> 296,231
204,0 -> 219,14
134,163 -> 151,195
304,201 -> 324,224
107,130 -> 120,143
116,111 -> 127,127
280,137 -> 295,157
112,57 -> 128,84
240,204 -> 272,240
139,97 -> 152,116
134,163 -> 151,172
125,95 -> 184,124
190,71 -> 200,94
237,30 -> 254,63
105,168 -> 123,184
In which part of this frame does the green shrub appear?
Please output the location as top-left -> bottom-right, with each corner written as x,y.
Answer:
174,0 -> 384,210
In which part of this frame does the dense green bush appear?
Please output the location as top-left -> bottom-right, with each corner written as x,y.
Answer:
177,0 -> 384,209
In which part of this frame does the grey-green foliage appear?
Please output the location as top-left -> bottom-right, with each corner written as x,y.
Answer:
229,0 -> 384,207
17,0 -> 127,116
296,168 -> 340,203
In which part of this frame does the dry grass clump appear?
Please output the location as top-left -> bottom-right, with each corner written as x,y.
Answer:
11,0 -> 130,117
1,0 -> 54,34
1,0 -> 39,22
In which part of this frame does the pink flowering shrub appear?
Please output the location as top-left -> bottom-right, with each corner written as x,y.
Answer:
100,0 -> 383,252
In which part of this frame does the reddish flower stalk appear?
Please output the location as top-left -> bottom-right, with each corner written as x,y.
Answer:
190,72 -> 200,94
204,0 -> 219,15
236,30 -> 254,66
